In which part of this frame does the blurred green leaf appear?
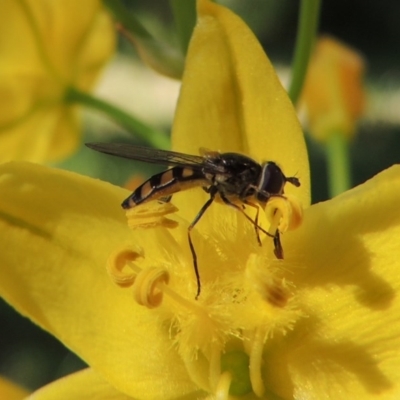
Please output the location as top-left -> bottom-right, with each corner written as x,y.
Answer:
170,0 -> 197,55
103,0 -> 184,79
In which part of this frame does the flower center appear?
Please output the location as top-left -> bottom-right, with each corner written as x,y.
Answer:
106,196 -> 304,397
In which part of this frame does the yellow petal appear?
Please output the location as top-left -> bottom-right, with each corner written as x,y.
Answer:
169,0 -> 309,244
12,0 -> 114,83
46,107 -> 81,162
0,109 -> 56,163
63,2 -> 116,89
0,163 -> 195,398
29,368 -> 205,400
28,368 -> 132,400
0,0 -> 115,163
172,0 -> 310,207
265,165 -> 400,399
0,107 -> 80,163
0,376 -> 29,400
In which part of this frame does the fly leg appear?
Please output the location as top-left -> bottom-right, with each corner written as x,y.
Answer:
219,194 -> 274,240
221,194 -> 285,260
159,195 -> 172,203
267,195 -> 285,259
273,230 -> 284,259
264,193 -> 286,259
189,186 -> 217,299
242,200 -> 262,246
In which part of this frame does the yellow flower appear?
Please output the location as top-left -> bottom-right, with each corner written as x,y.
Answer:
301,36 -> 366,141
0,377 -> 28,400
1,1 -> 400,399
0,0 -> 115,163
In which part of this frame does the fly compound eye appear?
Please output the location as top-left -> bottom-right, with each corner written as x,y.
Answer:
257,162 -> 286,197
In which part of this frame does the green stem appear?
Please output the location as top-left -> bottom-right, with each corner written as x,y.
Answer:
65,87 -> 170,150
288,0 -> 321,105
326,132 -> 351,197
170,0 -> 197,55
102,0 -> 151,39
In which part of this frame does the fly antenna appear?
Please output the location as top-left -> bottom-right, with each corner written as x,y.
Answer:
285,170 -> 301,187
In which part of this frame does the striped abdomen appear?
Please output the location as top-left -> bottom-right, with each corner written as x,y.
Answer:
122,167 -> 209,209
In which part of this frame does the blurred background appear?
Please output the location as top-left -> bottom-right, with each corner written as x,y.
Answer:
1,0 -> 400,392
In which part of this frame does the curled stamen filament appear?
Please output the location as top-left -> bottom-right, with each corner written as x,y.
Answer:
209,343 -> 222,391
249,328 -> 266,397
106,248 -> 142,287
265,195 -> 303,234
108,248 -> 213,317
132,267 -> 169,308
107,248 -> 170,308
214,372 -> 233,400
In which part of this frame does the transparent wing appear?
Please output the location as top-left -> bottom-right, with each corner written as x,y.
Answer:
86,143 -> 209,169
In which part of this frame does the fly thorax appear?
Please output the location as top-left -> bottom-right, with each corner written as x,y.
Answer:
214,173 -> 229,184
204,172 -> 216,182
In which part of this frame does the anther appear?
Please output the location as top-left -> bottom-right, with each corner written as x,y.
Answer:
125,201 -> 179,229
107,248 -> 143,287
132,267 -> 170,308
246,253 -> 290,307
262,279 -> 289,308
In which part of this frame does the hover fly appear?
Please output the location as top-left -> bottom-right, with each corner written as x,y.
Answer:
86,143 -> 300,298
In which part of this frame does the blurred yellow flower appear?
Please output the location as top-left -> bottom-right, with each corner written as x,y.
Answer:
1,1 -> 400,400
301,36 -> 366,141
0,0 -> 115,163
0,377 -> 28,400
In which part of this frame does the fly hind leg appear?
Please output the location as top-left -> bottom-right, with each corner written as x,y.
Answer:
188,186 -> 218,299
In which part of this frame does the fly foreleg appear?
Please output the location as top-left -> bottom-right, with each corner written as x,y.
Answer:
220,194 -> 286,260
219,194 -> 274,240
242,199 -> 262,246
273,231 -> 284,259
256,192 -> 286,260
